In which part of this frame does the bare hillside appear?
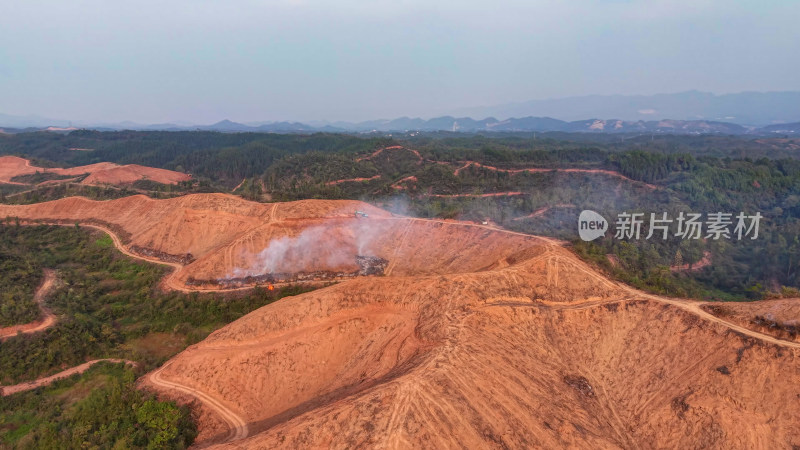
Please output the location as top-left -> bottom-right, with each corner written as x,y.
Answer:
0,155 -> 190,185
4,194 -> 799,448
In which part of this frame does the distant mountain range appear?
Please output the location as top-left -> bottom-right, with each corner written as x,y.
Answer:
2,91 -> 800,135
450,91 -> 800,126
2,116 -> 799,136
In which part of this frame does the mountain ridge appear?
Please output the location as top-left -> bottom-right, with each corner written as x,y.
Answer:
451,90 -> 800,126
3,90 -> 800,134
3,116 -> 795,135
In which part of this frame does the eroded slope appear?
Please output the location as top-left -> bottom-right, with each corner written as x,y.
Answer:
4,194 -> 798,448
0,195 -> 547,290
142,240 -> 800,448
0,155 -> 190,185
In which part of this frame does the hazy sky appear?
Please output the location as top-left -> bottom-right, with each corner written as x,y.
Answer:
1,0 -> 798,124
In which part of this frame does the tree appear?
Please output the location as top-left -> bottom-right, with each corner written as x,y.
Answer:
135,399 -> 184,449
674,249 -> 683,268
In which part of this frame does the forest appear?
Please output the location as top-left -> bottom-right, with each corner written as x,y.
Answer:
0,362 -> 196,449
1,129 -> 799,447
0,224 -> 313,448
1,130 -> 799,301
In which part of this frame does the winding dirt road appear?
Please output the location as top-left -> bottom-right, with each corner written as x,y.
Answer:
14,212 -> 800,445
75,224 -> 186,292
0,269 -> 58,340
452,160 -> 659,189
148,361 -> 249,442
0,359 -> 136,396
483,276 -> 800,350
325,175 -> 381,186
80,224 -> 182,271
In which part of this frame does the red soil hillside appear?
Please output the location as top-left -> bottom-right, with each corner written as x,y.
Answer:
4,194 -> 800,448
0,155 -> 190,185
0,195 -> 548,290
141,238 -> 800,448
703,298 -> 800,342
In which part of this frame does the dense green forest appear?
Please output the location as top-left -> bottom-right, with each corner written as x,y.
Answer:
1,129 -> 799,445
0,131 -> 393,187
0,362 -> 195,449
0,224 -> 314,447
0,235 -> 42,326
2,130 -> 798,187
0,224 -> 312,384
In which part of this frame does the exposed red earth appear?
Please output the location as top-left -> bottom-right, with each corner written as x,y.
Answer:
0,195 -> 552,292
325,175 -> 382,185
352,146 -> 659,195
428,191 -> 525,198
511,204 -> 576,221
232,178 -> 247,192
0,155 -> 191,186
3,194 -> 800,448
670,250 -> 713,272
355,146 -> 422,163
389,175 -> 418,190
453,160 -> 659,189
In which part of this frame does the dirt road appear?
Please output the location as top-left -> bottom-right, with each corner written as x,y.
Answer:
428,191 -> 525,198
0,269 -> 58,340
18,216 -> 792,354
511,204 -> 575,221
670,250 -> 712,272
645,294 -> 800,350
41,215 -> 800,445
452,161 -> 659,189
148,361 -> 249,442
231,178 -> 247,192
76,224 -> 187,292
325,175 -> 381,186
378,215 -> 566,247
484,286 -> 800,351
1,359 -> 136,396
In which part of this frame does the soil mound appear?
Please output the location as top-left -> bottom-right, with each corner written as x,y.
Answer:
0,156 -> 190,186
4,193 -> 799,447
0,195 -> 547,290
142,244 -> 800,448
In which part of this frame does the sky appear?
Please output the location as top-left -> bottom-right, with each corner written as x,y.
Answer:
1,0 -> 798,124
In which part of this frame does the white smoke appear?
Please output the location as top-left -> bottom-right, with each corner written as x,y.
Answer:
228,215 -> 386,278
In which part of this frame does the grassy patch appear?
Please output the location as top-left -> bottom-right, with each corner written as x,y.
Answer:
123,332 -> 187,361
0,224 -> 313,384
0,362 -> 195,449
93,234 -> 113,248
9,172 -> 81,184
0,224 -> 316,446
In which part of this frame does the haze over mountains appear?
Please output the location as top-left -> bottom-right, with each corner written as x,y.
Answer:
451,90 -> 800,126
2,91 -> 800,135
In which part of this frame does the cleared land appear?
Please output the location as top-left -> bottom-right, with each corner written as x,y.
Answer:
0,195 -> 550,291
2,194 -> 798,448
140,239 -> 800,448
702,299 -> 800,343
0,155 -> 191,186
